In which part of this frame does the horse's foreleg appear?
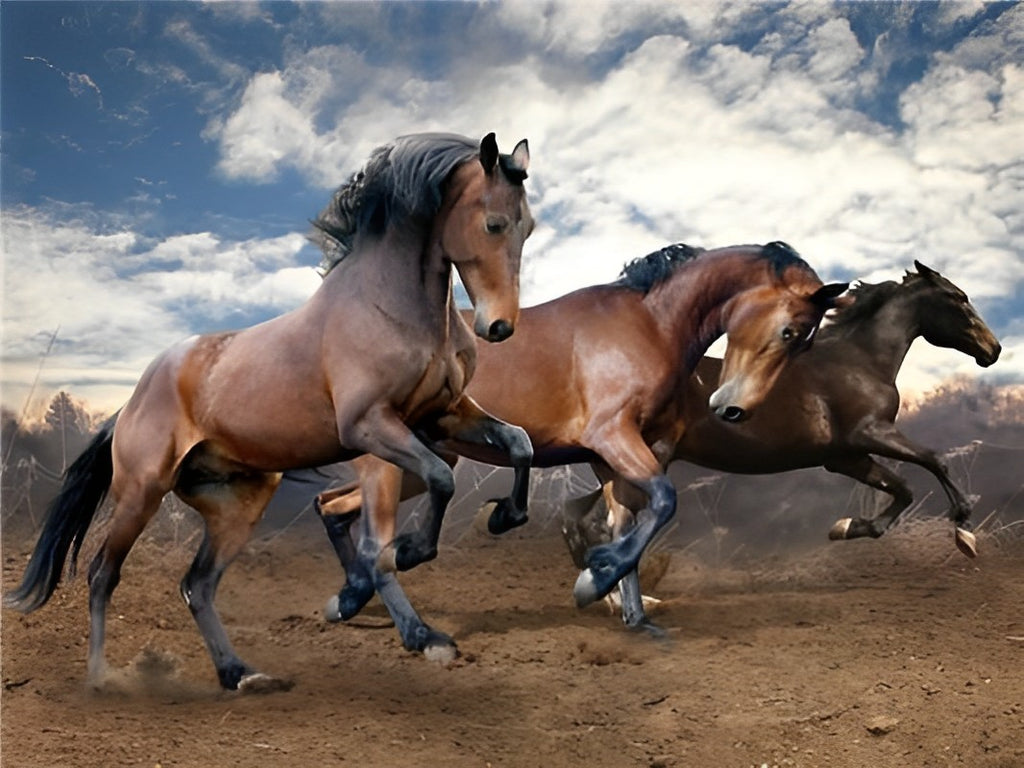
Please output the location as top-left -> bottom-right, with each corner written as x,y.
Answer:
431,396 -> 533,535
316,484 -> 364,617
826,455 -> 913,540
177,471 -> 288,692
573,419 -> 676,607
343,411 -> 456,572
594,472 -> 667,636
853,424 -> 977,557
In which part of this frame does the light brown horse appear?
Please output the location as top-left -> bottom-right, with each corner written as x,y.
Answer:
5,132 -> 533,691
316,242 -> 847,655
563,260 -> 1000,627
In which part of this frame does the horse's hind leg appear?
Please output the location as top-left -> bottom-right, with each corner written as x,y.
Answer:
177,470 -> 286,691
826,455 -> 913,541
852,423 -> 977,557
321,456 -> 405,621
86,482 -> 165,687
318,461 -> 457,659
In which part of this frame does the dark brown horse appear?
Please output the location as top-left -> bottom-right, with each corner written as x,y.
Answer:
5,132 -> 534,691
316,242 -> 847,656
563,260 -> 1000,627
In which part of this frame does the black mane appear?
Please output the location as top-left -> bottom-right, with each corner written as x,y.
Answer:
760,240 -> 812,279
616,243 -> 705,293
310,133 -> 480,274
828,279 -> 902,328
616,240 -> 813,294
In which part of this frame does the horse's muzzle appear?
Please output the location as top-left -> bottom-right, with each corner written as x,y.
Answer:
485,319 -> 515,342
715,405 -> 748,423
976,342 -> 1001,368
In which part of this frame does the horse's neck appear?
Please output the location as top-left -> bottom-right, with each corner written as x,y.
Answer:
645,255 -> 766,371
341,226 -> 454,334
838,291 -> 920,383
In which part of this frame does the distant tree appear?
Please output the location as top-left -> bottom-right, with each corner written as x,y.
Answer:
44,391 -> 92,435
42,391 -> 92,472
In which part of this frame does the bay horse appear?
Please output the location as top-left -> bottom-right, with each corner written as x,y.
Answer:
4,132 -> 534,691
315,242 -> 847,655
563,260 -> 1000,627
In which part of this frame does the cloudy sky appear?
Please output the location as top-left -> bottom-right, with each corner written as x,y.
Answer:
2,1 -> 1022,418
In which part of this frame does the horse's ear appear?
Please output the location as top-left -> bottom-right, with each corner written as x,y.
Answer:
809,282 -> 849,309
480,132 -> 499,173
914,260 -> 941,280
507,139 -> 530,174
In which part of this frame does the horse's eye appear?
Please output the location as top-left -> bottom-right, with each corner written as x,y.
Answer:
781,327 -> 795,342
486,216 -> 509,235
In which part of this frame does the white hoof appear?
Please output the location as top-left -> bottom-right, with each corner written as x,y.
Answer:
829,518 -> 853,540
473,501 -> 499,534
573,568 -> 599,607
423,644 -> 458,666
238,672 -> 293,694
955,527 -> 978,559
324,594 -> 343,622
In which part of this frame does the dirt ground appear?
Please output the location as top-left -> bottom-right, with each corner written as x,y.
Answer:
2,510 -> 1023,768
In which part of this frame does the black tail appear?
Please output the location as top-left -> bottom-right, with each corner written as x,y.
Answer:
4,414 -> 117,613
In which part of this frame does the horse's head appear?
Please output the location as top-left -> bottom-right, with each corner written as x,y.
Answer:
441,133 -> 533,342
910,260 -> 1000,367
710,259 -> 848,422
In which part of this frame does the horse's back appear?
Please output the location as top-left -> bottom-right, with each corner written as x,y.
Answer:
467,286 -> 662,451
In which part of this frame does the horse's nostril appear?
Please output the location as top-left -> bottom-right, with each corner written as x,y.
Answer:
717,405 -> 746,423
487,319 -> 514,342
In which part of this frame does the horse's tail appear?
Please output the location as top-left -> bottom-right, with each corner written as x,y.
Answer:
4,414 -> 117,614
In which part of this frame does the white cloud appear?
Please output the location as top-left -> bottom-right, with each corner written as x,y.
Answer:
1,205 -> 318,415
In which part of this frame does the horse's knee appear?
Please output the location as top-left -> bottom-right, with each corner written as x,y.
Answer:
507,426 -> 533,467
426,463 -> 456,502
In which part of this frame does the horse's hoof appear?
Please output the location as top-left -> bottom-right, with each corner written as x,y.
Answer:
423,642 -> 459,666
829,518 -> 853,540
955,527 -> 978,559
391,534 -> 437,571
337,582 -> 374,620
237,672 -> 294,695
630,619 -> 669,640
485,497 -> 528,535
574,568 -> 599,607
324,594 -> 343,622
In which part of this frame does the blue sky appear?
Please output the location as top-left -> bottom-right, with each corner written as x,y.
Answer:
2,1 -> 1022,417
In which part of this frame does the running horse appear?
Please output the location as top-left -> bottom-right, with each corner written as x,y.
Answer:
563,260 -> 1000,628
4,132 -> 534,691
315,242 -> 847,655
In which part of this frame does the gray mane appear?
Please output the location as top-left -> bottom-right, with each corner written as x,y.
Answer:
310,133 -> 480,275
